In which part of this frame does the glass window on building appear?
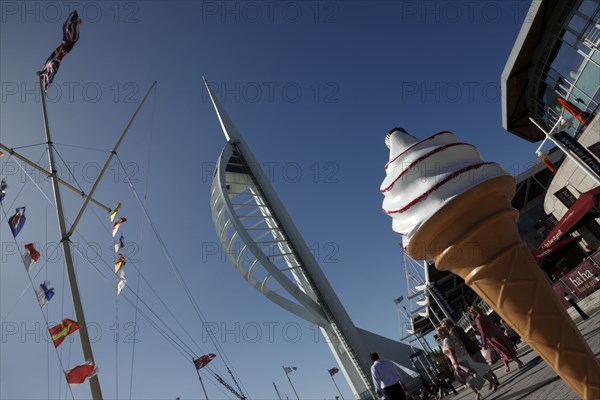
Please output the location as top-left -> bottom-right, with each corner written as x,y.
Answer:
568,13 -> 589,34
550,42 -> 586,82
577,0 -> 600,21
554,187 -> 578,208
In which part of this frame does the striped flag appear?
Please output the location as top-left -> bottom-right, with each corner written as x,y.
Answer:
49,318 -> 80,348
23,243 -> 41,272
39,10 -> 81,92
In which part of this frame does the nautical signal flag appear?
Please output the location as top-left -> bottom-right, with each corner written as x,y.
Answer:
328,367 -> 339,376
194,353 -> 216,370
23,243 -> 41,272
8,207 -> 26,237
49,318 -> 80,348
36,281 -> 55,307
112,217 -> 127,237
114,234 -> 125,254
557,96 -> 590,124
110,202 -> 122,222
66,361 -> 97,385
39,10 -> 81,92
0,179 -> 7,203
114,254 -> 126,274
283,366 -> 297,375
543,158 -> 557,174
117,270 -> 126,295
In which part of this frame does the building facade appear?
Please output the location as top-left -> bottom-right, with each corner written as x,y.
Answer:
502,0 -> 600,307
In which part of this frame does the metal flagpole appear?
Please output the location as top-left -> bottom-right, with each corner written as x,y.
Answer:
37,72 -> 103,399
273,381 -> 283,400
283,367 -> 300,400
195,365 -> 210,400
330,374 -> 345,400
67,81 -> 157,236
0,143 -> 110,212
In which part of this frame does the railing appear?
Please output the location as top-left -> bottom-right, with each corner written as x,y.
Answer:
456,299 -> 492,332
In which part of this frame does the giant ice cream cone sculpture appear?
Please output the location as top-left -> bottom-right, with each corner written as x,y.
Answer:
381,128 -> 600,399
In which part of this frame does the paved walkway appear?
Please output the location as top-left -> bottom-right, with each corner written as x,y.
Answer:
445,309 -> 600,400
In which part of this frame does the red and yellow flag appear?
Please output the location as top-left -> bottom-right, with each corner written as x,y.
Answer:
49,318 -> 80,348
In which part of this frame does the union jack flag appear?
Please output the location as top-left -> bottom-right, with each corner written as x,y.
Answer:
194,353 -> 216,370
39,10 -> 81,92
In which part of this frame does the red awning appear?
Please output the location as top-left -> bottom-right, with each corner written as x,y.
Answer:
533,186 -> 600,260
534,236 -> 581,261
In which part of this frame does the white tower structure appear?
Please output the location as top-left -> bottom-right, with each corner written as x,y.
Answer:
205,79 -> 418,399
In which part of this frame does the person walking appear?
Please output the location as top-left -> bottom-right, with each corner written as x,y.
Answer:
437,326 -> 496,400
370,352 -> 409,400
469,306 -> 524,372
441,318 -> 499,387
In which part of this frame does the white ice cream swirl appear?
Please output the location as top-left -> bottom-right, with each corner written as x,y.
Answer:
381,128 -> 509,246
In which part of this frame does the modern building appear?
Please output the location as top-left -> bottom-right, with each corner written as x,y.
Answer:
204,79 -> 419,400
501,0 -> 600,276
490,0 -> 600,323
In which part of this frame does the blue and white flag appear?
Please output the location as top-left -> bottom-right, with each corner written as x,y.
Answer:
114,234 -> 124,253
36,281 -> 55,307
8,207 -> 26,237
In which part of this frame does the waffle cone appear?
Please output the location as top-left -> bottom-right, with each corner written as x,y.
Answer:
407,176 -> 600,399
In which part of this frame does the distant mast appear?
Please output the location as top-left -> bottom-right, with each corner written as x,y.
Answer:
273,381 -> 283,400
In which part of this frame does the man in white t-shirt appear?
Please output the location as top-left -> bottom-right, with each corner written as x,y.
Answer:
370,352 -> 408,400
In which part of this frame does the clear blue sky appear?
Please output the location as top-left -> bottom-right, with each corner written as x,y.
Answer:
1,1 -> 539,399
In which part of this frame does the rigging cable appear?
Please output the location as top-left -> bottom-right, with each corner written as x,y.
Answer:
6,157 -> 209,386
4,133 -> 235,400
115,153 -> 251,398
128,78 -> 156,400
0,205 -> 76,400
68,229 -> 242,400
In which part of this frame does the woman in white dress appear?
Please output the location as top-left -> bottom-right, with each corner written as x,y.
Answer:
437,326 -> 497,400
